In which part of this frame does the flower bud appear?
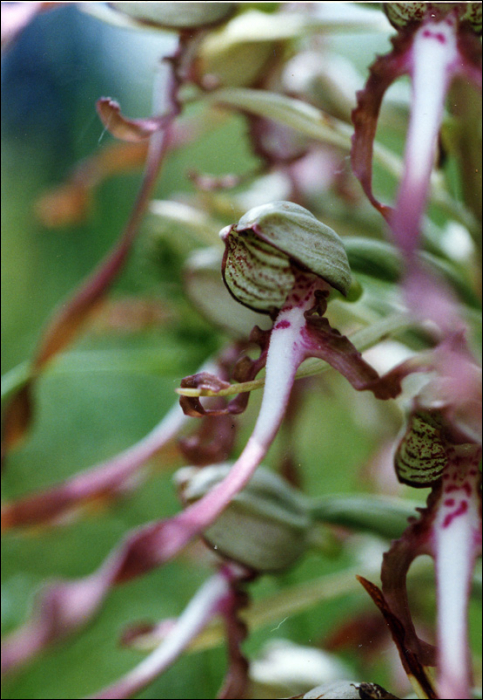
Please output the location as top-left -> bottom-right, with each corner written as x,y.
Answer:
395,359 -> 482,488
220,201 -> 352,313
384,3 -> 481,33
394,409 -> 448,488
108,2 -> 236,30
149,200 -> 218,248
250,639 -> 352,699
175,464 -> 311,572
195,11 -> 277,88
295,681 -> 399,698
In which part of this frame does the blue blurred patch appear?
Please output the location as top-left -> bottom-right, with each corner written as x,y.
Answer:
1,5 -> 115,164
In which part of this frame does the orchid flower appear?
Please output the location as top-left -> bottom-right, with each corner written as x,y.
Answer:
352,3 -> 481,329
359,353 -> 482,700
170,201 -> 408,559
352,2 -> 481,255
0,200 -> 406,677
350,13 -> 482,693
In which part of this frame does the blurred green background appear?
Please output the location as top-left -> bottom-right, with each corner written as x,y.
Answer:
1,5 -> 481,699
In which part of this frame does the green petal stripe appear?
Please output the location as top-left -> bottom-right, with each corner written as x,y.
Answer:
395,411 -> 448,487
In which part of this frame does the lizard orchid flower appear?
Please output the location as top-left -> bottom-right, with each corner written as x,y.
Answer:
173,201 -> 403,563
352,2 -> 481,263
360,357 -> 482,700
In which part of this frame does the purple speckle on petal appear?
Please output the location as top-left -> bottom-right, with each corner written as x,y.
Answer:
274,320 -> 291,330
422,29 -> 447,44
444,498 -> 455,507
442,500 -> 469,528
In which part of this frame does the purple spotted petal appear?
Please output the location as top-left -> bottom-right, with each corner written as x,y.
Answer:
390,15 -> 462,257
433,449 -> 482,699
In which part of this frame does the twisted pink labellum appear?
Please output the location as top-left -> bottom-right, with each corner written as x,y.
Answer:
351,8 -> 482,258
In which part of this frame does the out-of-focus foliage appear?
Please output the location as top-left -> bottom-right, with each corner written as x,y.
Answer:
1,3 -> 481,700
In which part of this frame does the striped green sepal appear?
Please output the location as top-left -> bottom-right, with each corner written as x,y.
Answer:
222,229 -> 295,313
395,410 -> 448,488
220,201 -> 352,313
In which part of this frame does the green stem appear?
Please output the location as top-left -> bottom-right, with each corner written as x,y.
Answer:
309,494 -> 419,541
